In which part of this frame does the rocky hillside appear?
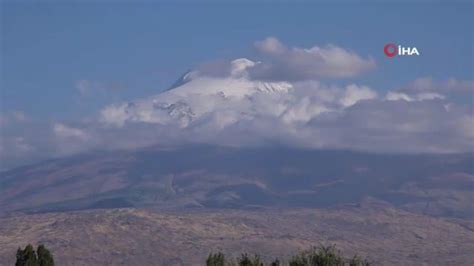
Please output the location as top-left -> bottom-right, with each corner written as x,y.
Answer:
1,205 -> 473,265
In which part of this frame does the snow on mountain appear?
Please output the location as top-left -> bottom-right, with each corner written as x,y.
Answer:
165,58 -> 292,97
166,70 -> 196,91
98,57 -> 466,153
100,58 -> 297,128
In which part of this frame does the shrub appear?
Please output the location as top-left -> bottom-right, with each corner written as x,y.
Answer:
238,253 -> 264,266
206,245 -> 369,266
207,252 -> 226,266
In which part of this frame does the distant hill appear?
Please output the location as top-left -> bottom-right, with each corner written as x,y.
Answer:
0,207 -> 473,265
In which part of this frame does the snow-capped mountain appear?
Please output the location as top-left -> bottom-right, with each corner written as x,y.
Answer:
91,56 -> 471,155
100,58 -> 296,128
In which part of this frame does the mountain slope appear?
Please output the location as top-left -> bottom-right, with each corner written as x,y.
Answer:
1,145 -> 472,218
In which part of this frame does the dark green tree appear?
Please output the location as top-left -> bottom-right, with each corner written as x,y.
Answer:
37,244 -> 54,266
15,244 -> 38,266
15,244 -> 54,266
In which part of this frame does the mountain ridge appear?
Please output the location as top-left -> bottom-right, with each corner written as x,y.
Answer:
1,145 -> 472,218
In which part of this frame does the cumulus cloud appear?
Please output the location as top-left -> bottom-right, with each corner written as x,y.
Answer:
188,38 -> 376,82
306,100 -> 473,153
1,38 -> 473,169
1,116 -> 93,170
339,84 -> 377,107
68,70 -> 470,155
53,123 -> 90,141
1,73 -> 472,170
385,91 -> 445,102
384,77 -> 473,104
398,77 -> 474,95
249,37 -> 376,81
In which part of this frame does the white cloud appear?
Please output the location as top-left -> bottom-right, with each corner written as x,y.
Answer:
304,100 -> 472,153
339,84 -> 377,107
385,77 -> 473,103
385,91 -> 445,102
83,69 -> 471,155
398,77 -> 474,94
1,38 -> 472,169
53,123 -> 89,141
254,37 -> 287,55
250,37 -> 376,81
2,72 -> 472,170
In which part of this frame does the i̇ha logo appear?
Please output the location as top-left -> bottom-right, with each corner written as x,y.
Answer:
384,43 -> 420,57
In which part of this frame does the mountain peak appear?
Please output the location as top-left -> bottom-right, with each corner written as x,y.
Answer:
166,70 -> 200,91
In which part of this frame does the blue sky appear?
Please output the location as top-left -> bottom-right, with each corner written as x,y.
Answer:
1,1 -> 473,169
2,1 -> 472,120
